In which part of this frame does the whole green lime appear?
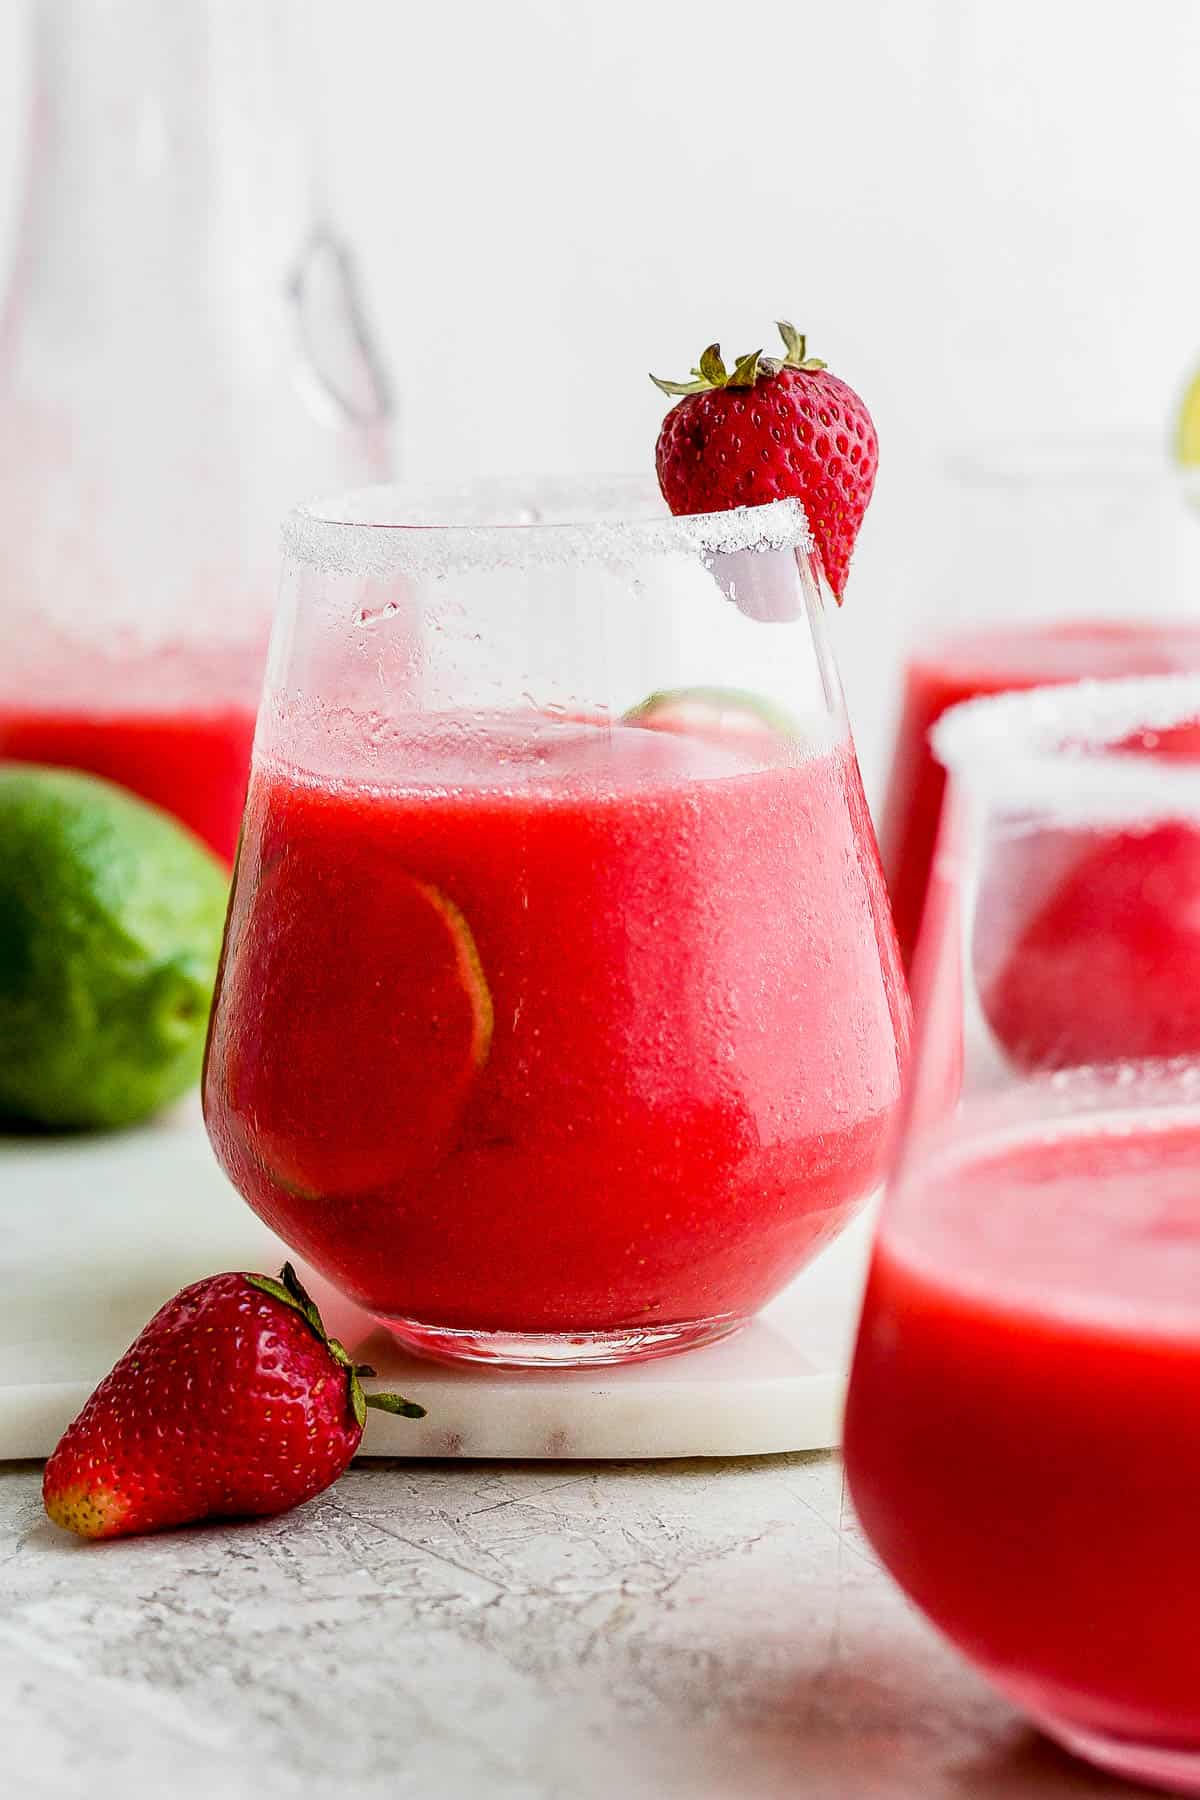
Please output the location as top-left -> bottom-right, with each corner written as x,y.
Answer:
0,766 -> 230,1129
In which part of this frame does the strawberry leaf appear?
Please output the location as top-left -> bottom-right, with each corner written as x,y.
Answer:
727,349 -> 764,388
776,320 -> 827,373
349,1374 -> 367,1432
650,372 -> 710,397
346,1373 -> 427,1432
246,1267 -> 331,1349
246,1269 -> 420,1437
248,1268 -> 359,1425
248,1266 -> 331,1352
654,323 -> 826,406
697,343 -> 728,388
279,1262 -> 328,1341
244,1273 -> 297,1312
365,1393 -> 428,1419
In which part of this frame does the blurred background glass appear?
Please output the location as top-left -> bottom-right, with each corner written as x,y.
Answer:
0,1 -> 391,860
845,673 -> 1200,1790
880,440 -> 1200,965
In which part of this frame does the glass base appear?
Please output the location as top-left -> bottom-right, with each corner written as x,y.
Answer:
1038,1716 -> 1200,1796
379,1312 -> 745,1369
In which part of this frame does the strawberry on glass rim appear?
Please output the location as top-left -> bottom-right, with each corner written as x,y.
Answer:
652,320 -> 877,601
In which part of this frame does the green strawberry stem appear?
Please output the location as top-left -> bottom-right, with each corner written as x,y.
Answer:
362,1390 -> 428,1419
651,318 -> 826,397
246,1265 -> 426,1431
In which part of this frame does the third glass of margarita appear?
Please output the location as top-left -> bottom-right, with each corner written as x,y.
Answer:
846,673 -> 1200,1796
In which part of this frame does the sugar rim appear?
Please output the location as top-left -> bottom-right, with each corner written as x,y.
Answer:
932,674 -> 1200,813
281,476 -> 814,578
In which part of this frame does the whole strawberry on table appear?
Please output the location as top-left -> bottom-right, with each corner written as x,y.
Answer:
652,319 -> 877,600
43,1264 -> 425,1540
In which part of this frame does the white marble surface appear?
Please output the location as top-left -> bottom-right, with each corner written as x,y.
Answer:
0,1452 -> 1140,1800
1,1108 -> 872,1462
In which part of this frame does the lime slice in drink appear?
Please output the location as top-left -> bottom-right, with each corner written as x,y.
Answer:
623,686 -> 798,739
218,868 -> 493,1198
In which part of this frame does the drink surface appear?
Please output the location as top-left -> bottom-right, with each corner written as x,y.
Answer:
205,711 -> 909,1335
880,619 -> 1200,969
0,705 -> 257,863
845,1111 -> 1200,1745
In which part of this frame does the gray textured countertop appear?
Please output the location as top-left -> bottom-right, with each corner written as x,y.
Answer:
1,1452 -> 1138,1799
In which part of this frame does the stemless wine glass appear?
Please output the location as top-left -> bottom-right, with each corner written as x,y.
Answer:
204,477 -> 910,1368
844,673 -> 1200,1794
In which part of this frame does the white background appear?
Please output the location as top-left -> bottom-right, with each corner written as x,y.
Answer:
3,0 -> 1199,798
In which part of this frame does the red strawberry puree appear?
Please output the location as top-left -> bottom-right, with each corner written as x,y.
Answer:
204,711 -> 909,1349
845,1116 -> 1200,1751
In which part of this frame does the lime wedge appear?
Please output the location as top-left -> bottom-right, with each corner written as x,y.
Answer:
216,867 -> 492,1198
1174,367 -> 1200,468
623,686 -> 798,738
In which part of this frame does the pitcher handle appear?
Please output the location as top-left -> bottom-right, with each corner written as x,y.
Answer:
287,225 -> 394,434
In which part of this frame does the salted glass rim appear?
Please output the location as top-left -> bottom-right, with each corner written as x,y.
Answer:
280,476 -> 814,578
932,674 -> 1200,814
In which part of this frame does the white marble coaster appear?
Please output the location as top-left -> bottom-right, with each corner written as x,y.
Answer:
0,1104 -> 873,1461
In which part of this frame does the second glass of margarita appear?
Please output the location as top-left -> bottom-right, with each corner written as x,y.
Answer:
846,673 -> 1200,1795
203,479 -> 909,1366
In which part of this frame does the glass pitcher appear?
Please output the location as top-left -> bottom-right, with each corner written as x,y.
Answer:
0,0 -> 392,860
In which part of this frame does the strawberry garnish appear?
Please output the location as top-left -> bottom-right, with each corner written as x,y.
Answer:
43,1262 -> 424,1540
652,320 -> 877,601
980,823 -> 1200,1071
